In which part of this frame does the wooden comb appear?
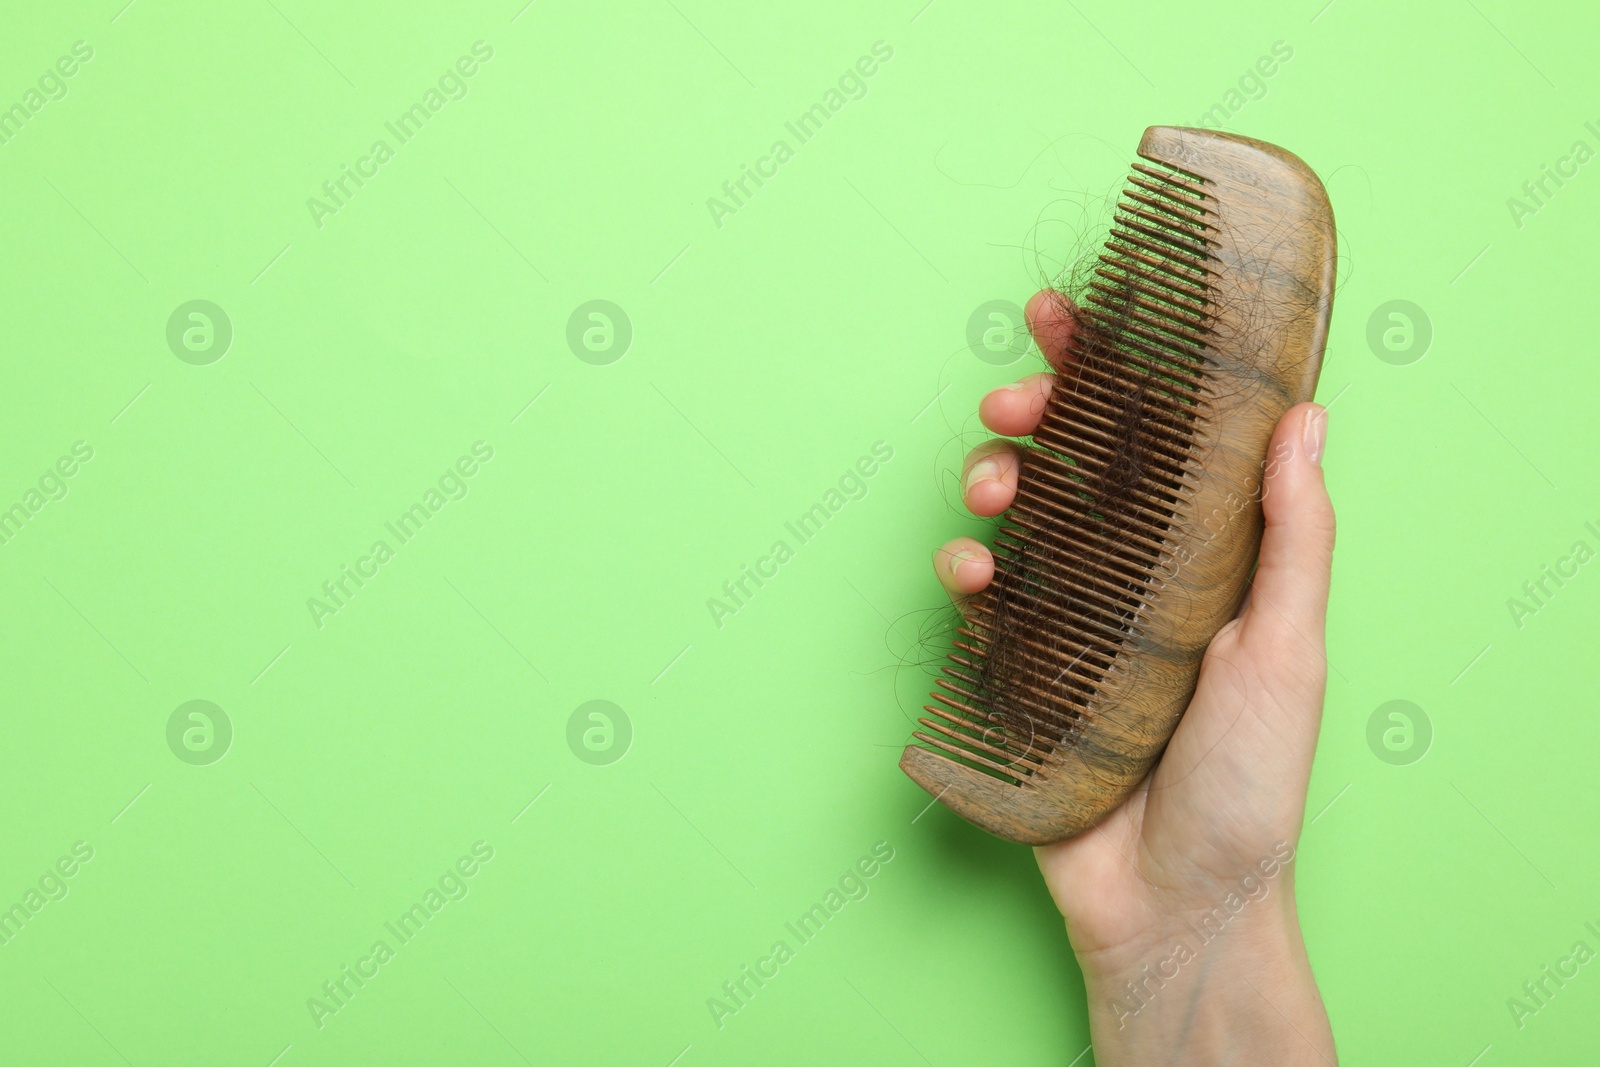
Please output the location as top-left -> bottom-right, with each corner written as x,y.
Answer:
900,126 -> 1335,845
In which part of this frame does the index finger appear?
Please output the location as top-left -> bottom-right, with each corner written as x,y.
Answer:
1025,288 -> 1081,373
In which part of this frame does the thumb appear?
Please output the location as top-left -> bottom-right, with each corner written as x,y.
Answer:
1237,403 -> 1335,667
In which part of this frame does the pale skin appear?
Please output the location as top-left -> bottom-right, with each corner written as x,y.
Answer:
934,289 -> 1339,1064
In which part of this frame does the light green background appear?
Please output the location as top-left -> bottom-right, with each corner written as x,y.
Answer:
1,0 -> 1596,1063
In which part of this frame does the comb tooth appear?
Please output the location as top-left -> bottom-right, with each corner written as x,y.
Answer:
1108,236 -> 1213,281
1068,360 -> 1202,412
1010,486 -> 1182,556
926,680 -> 998,723
998,514 -> 1165,584
921,702 -> 1050,764
1036,410 -> 1193,481
946,650 -> 997,678
974,580 -> 1143,653
1088,280 -> 1209,333
1010,470 -> 1181,529
1081,338 -> 1208,385
929,697 -> 1081,754
1130,161 -> 1212,203
1089,292 -> 1214,352
1096,260 -> 1211,313
1026,441 -> 1186,508
1050,398 -> 1194,458
955,624 -> 1115,689
941,648 -> 996,672
1106,210 -> 1214,259
985,537 -> 1164,630
945,640 -> 1103,722
911,730 -> 1028,782
937,669 -> 1089,725
949,648 -> 1109,738
942,647 -> 989,670
931,678 -> 1008,721
1113,202 -> 1209,247
915,726 -> 1024,777
923,698 -> 1061,761
1085,289 -> 1213,351
992,548 -> 1152,616
950,641 -> 1097,710
917,718 -> 1047,774
1115,204 -> 1216,257
953,625 -> 1110,700
1136,158 -> 1215,196
1113,219 -> 1209,271
1102,232 -> 1212,272
1103,239 -> 1211,285
991,563 -> 1151,637
1066,358 -> 1203,419
1014,472 -> 1183,542
1036,407 -> 1190,475
1013,479 -> 1184,553
1052,376 -> 1201,440
1100,247 -> 1211,296
1129,164 -> 1210,198
945,652 -> 1098,707
1024,438 -> 1190,511
1004,483 -> 1184,556
965,594 -> 1130,662
1100,228 -> 1209,271
990,560 -> 1152,634
1093,266 -> 1207,317
1022,467 -> 1186,529
1074,331 -> 1210,391
1134,150 -> 1210,183
1120,186 -> 1215,234
954,628 -> 1103,680
978,547 -> 1153,634
1067,363 -> 1205,427
951,615 -> 992,644
1070,343 -> 1208,407
1125,173 -> 1212,219
979,615 -> 1137,687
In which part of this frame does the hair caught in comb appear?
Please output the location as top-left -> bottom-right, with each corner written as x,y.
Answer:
901,126 -> 1335,845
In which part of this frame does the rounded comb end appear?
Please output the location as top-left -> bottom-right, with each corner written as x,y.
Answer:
899,745 -> 1109,846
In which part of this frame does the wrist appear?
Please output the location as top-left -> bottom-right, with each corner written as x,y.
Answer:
1075,890 -> 1335,1065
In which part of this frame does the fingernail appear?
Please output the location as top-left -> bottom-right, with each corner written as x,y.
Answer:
964,457 -> 1003,493
1001,380 -> 1028,391
1303,406 -> 1327,465
948,550 -> 977,579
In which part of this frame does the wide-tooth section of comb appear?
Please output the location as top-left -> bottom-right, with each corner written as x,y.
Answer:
901,127 -> 1334,844
912,159 -> 1218,785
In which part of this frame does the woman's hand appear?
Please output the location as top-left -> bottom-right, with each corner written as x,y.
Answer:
934,289 -> 1338,1064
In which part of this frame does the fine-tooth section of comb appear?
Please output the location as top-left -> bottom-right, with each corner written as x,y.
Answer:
900,127 -> 1335,845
